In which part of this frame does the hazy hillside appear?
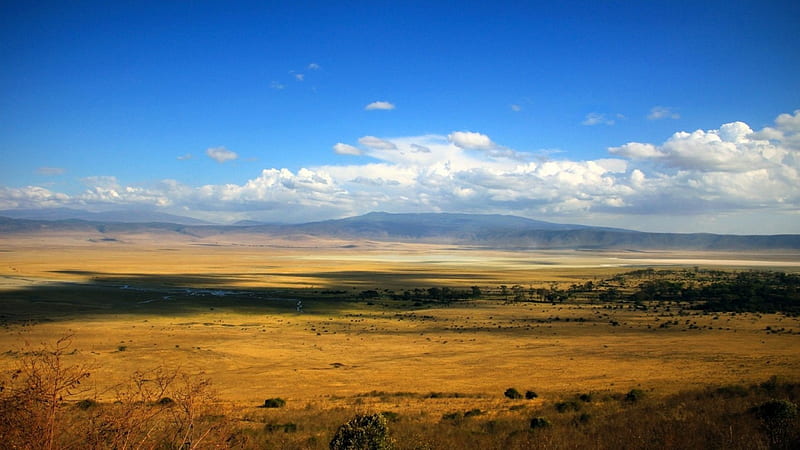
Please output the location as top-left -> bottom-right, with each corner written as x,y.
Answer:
0,208 -> 211,225
1,211 -> 799,250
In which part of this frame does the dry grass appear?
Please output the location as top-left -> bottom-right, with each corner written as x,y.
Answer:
1,234 -> 799,447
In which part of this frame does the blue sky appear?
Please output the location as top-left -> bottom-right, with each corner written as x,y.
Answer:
1,1 -> 799,233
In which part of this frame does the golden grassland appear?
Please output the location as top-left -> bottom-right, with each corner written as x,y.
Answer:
1,234 -> 799,448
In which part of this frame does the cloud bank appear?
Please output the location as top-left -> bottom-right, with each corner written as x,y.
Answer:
2,111 -> 799,233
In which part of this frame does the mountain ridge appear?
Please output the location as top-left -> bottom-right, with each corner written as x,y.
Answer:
1,211 -> 798,250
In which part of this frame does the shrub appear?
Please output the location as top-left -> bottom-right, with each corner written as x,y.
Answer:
555,401 -> 581,413
157,397 -> 174,406
625,389 -> 645,403
753,399 -> 798,447
504,388 -> 523,399
262,398 -> 286,408
530,417 -> 551,429
525,390 -> 539,400
578,393 -> 593,402
330,413 -> 394,450
75,399 -> 98,410
574,413 -> 592,425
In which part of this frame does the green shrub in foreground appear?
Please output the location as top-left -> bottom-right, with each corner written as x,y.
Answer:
330,413 -> 394,450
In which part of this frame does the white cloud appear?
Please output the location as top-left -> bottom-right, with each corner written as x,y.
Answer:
612,121 -> 788,172
358,136 -> 397,150
410,144 -> 431,153
510,104 -> 522,112
294,73 -> 304,81
609,142 -> 663,159
364,101 -> 395,111
448,131 -> 495,150
177,153 -> 193,161
3,111 -> 799,233
582,112 -> 615,126
0,186 -> 70,209
36,167 -> 65,176
308,63 -> 320,70
270,81 -> 285,90
333,143 -> 362,155
648,106 -> 680,120
206,147 -> 238,163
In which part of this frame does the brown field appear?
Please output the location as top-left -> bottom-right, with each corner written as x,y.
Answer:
1,234 -> 799,447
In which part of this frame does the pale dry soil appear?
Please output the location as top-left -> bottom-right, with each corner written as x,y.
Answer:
0,235 -> 799,417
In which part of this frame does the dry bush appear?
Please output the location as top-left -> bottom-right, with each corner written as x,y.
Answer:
0,337 -> 228,449
0,335 -> 91,449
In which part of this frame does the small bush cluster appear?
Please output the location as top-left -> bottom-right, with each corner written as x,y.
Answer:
262,397 -> 286,408
505,387 -> 539,400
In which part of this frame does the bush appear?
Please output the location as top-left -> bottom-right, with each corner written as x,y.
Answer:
262,398 -> 286,408
530,417 -> 551,429
753,399 -> 798,447
525,390 -> 539,400
75,399 -> 98,410
504,388 -> 523,399
330,413 -> 394,450
578,393 -> 593,402
574,413 -> 592,425
555,401 -> 581,413
625,389 -> 645,403
157,397 -> 174,406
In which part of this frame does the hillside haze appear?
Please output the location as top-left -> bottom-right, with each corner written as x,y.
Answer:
1,211 -> 799,250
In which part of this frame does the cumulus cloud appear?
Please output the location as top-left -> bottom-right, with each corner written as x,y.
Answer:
611,120 -> 789,172
36,167 -> 65,176
582,112 -> 615,126
333,143 -> 362,155
0,186 -> 70,209
206,147 -> 238,163
294,73 -> 304,81
510,104 -> 522,112
448,131 -> 495,150
3,110 -> 799,233
648,106 -> 680,120
308,63 -> 320,70
364,101 -> 395,111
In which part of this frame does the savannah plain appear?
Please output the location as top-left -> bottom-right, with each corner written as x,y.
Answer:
2,230 -> 800,448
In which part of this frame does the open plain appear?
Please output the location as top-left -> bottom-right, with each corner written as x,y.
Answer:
1,233 -> 799,447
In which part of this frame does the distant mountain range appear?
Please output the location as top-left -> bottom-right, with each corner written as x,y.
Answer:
0,208 -> 211,225
1,210 -> 799,250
